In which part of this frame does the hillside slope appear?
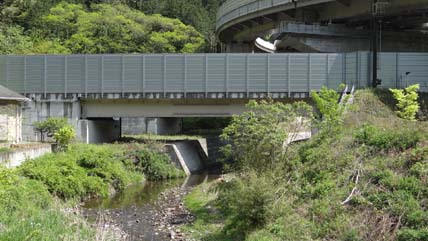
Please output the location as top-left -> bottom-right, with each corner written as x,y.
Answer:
184,89 -> 428,241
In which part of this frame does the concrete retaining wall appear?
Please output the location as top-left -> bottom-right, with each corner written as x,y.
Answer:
165,140 -> 207,175
0,144 -> 52,168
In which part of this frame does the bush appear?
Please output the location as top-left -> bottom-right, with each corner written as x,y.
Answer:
390,84 -> 420,120
135,147 -> 185,180
398,228 -> 428,241
0,167 -> 94,241
355,124 -> 420,151
53,125 -> 75,151
18,145 -> 139,199
214,172 -> 276,236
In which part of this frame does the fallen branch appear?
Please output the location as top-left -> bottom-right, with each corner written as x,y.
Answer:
341,169 -> 361,205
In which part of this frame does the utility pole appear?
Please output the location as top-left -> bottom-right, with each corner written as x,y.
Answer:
372,0 -> 379,88
371,0 -> 389,88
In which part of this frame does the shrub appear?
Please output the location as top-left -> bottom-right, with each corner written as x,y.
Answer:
311,86 -> 344,134
390,84 -> 420,120
214,172 -> 276,236
18,145 -> 138,199
53,125 -> 75,151
355,124 -> 420,151
135,148 -> 184,180
397,228 -> 428,241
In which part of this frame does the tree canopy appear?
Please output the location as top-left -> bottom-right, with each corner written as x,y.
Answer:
0,0 -> 224,54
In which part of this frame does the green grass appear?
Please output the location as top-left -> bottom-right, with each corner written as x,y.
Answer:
183,182 -> 241,241
124,133 -> 203,141
0,147 -> 10,153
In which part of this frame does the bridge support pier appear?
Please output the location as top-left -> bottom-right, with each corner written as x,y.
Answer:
121,117 -> 182,136
80,118 -> 121,144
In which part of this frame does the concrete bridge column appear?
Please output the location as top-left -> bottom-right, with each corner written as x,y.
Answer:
121,117 -> 182,136
80,118 -> 121,144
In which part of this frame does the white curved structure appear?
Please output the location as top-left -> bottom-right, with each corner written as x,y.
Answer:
255,38 -> 281,53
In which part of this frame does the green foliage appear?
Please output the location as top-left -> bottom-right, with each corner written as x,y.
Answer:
221,100 -> 312,172
38,3 -> 204,54
0,25 -> 34,54
390,84 -> 420,120
214,172 -> 276,236
18,144 -> 139,199
187,90 -> 428,241
53,125 -> 76,151
0,167 -> 94,241
311,86 -> 344,134
134,147 -> 185,180
34,117 -> 68,142
355,124 -> 420,151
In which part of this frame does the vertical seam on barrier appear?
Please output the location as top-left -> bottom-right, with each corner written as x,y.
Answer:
84,55 -> 88,98
288,54 -> 291,97
184,55 -> 187,98
64,56 -> 68,96
101,55 -> 104,97
121,55 -> 125,97
246,55 -> 249,97
225,54 -> 228,97
142,55 -> 145,96
267,54 -> 270,96
44,55 -> 47,98
163,55 -> 166,97
356,52 -> 359,88
396,53 -> 399,88
24,56 -> 27,95
206,55 -> 208,97
326,54 -> 329,89
308,54 -> 311,96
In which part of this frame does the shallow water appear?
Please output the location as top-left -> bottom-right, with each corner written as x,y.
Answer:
82,173 -> 219,241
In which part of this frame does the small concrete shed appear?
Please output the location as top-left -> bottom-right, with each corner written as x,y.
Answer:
0,85 -> 30,144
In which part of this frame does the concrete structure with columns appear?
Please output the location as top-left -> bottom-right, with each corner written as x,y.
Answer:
217,0 -> 428,53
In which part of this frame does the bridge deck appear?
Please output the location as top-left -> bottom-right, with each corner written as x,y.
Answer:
0,52 -> 428,97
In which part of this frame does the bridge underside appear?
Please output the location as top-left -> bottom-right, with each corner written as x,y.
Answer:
218,0 -> 428,53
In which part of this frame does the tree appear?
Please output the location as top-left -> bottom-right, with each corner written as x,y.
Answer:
390,84 -> 420,121
34,118 -> 68,142
0,25 -> 33,54
221,100 -> 312,173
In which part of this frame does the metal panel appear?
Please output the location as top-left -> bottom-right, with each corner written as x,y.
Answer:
289,54 -> 309,92
186,55 -> 205,92
398,53 -> 428,91
46,56 -> 65,93
378,53 -> 398,89
123,55 -> 142,93
165,55 -> 185,92
310,54 -> 327,91
6,56 -> 25,93
248,54 -> 268,92
228,54 -> 246,92
103,55 -> 122,93
0,56 -> 6,87
327,54 -> 343,89
86,55 -> 102,93
269,54 -> 288,92
207,55 -> 226,92
145,55 -> 163,92
26,56 -> 44,93
67,55 -> 85,93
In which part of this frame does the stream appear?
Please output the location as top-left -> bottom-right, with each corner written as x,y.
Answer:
82,173 -> 220,241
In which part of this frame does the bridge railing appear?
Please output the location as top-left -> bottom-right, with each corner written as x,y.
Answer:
1,52 -> 428,97
217,0 -> 295,31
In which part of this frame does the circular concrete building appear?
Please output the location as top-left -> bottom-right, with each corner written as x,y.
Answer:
216,0 -> 428,53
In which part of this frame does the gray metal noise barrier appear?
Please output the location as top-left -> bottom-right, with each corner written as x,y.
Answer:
0,52 -> 427,96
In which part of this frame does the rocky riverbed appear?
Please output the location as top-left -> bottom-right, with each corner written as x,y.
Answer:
82,174 -> 218,241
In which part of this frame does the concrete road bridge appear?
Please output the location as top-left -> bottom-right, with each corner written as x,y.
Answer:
217,0 -> 428,53
1,52 -> 428,143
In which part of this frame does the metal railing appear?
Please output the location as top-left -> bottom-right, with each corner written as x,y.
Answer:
216,0 -> 295,31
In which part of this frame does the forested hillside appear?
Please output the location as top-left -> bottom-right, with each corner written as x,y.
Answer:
0,0 -> 225,54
